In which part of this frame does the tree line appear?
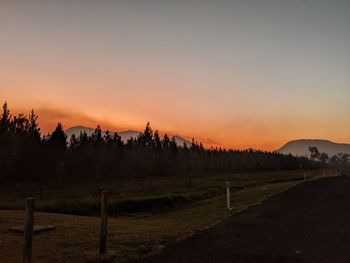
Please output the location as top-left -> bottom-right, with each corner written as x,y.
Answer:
0,102 -> 319,182
309,147 -> 349,168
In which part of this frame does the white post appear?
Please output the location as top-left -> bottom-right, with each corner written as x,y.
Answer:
226,182 -> 231,210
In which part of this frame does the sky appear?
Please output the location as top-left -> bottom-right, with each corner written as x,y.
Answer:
0,0 -> 349,150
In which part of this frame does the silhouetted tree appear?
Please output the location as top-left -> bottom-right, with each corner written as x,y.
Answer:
340,153 -> 349,166
162,134 -> 170,148
48,123 -> 67,149
138,122 -> 153,146
153,130 -> 162,151
112,132 -> 123,146
0,102 -> 10,133
319,152 -> 329,164
309,147 -> 320,161
28,110 -> 41,141
92,125 -> 103,145
69,134 -> 79,149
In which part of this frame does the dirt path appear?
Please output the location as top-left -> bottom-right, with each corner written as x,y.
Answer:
140,176 -> 350,263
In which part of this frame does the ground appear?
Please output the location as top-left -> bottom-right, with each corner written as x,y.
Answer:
0,169 -> 328,262
142,175 -> 350,263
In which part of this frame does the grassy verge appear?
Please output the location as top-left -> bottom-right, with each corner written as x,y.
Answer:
0,169 -> 323,215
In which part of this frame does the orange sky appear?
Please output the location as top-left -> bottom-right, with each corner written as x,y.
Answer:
8,100 -> 349,151
1,1 -> 349,151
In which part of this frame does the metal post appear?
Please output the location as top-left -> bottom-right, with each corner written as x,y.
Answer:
23,198 -> 35,263
100,191 -> 108,254
226,182 -> 231,210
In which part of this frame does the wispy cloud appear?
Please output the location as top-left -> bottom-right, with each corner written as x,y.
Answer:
11,106 -> 125,134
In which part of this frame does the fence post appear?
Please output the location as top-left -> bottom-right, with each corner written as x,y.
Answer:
23,198 -> 35,263
39,186 -> 43,200
100,191 -> 108,254
226,182 -> 231,210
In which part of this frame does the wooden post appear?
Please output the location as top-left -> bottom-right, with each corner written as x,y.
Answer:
39,186 -> 43,200
226,182 -> 231,210
23,198 -> 35,263
303,172 -> 306,180
99,191 -> 108,254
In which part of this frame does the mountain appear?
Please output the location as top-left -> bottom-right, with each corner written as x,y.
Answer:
277,139 -> 350,157
65,126 -> 192,146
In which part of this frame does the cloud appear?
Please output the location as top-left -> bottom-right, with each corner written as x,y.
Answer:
11,106 -> 125,134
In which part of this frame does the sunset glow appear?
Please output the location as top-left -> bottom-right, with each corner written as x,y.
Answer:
1,0 -> 349,151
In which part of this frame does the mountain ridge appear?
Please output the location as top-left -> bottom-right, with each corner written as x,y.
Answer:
277,139 -> 350,157
65,126 -> 192,146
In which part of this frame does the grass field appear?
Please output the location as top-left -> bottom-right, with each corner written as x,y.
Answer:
0,169 -> 323,214
0,169 -> 328,263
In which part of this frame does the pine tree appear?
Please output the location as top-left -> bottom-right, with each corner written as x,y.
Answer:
48,123 -> 67,149
69,134 -> 79,150
28,109 -> 41,141
12,113 -> 28,133
170,136 -> 178,153
162,133 -> 170,148
112,132 -> 123,146
138,122 -> 154,146
104,130 -> 111,144
79,131 -> 89,145
92,125 -> 103,145
0,102 -> 11,133
153,130 -> 162,150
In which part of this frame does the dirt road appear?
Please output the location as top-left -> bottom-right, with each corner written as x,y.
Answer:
141,176 -> 350,263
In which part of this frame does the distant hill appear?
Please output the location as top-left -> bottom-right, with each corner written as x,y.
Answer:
277,139 -> 350,157
66,126 -> 191,146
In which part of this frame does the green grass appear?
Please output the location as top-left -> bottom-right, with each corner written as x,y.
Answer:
0,169 -> 324,215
